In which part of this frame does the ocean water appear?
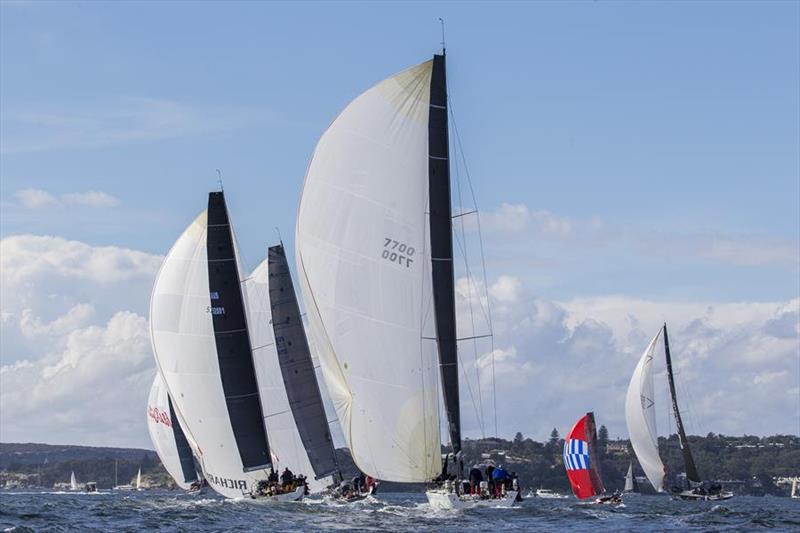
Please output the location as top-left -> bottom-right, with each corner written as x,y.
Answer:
1,490 -> 798,532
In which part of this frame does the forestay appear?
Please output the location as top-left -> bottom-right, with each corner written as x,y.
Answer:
625,328 -> 666,492
146,373 -> 197,490
295,59 -> 442,482
150,202 -> 271,498
244,256 -> 331,493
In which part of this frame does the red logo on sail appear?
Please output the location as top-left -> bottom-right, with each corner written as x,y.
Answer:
148,406 -> 172,428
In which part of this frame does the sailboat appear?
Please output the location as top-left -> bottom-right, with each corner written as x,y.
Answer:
295,52 -> 518,510
563,413 -> 621,505
69,471 -> 79,491
791,479 -> 799,499
113,460 -> 135,491
625,323 -> 733,501
150,191 -> 317,501
623,461 -> 639,494
147,373 -> 204,491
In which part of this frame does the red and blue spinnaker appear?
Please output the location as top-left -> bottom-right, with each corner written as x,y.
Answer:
563,412 -> 606,499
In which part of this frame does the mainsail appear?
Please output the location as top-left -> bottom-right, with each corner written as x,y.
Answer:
625,328 -> 666,492
295,58 -> 446,482
146,373 -> 198,490
243,253 -> 334,493
266,244 -> 338,480
150,192 -> 272,498
663,324 -> 701,485
70,471 -> 78,491
563,412 -> 605,499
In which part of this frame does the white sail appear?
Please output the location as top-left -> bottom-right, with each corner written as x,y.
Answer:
150,210 -> 269,498
70,471 -> 78,491
244,259 -> 331,493
295,59 -> 442,482
136,468 -> 142,490
625,328 -> 666,492
146,374 -> 195,490
624,462 -> 635,492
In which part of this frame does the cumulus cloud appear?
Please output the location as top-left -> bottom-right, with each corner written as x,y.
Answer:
454,274 -> 799,441
474,203 -> 799,268
0,234 -> 162,447
13,188 -> 120,209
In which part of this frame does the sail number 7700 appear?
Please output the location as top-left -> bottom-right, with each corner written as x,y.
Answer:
382,238 -> 415,268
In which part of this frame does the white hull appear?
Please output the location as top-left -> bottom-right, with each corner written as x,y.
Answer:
531,489 -> 569,499
249,486 -> 305,503
674,489 -> 734,501
426,488 -> 518,510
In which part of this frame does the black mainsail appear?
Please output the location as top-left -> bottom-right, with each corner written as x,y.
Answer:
267,244 -> 339,480
206,191 -> 271,471
428,52 -> 461,456
168,395 -> 198,484
663,323 -> 701,485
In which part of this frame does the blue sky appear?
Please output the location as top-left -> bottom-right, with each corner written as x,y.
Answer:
1,1 -> 798,447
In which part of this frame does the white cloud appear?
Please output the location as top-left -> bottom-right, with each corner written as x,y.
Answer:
1,98 -> 264,153
475,202 -> 799,268
12,188 -> 121,209
0,234 -> 162,447
454,274 -> 799,441
61,191 -> 120,208
15,188 -> 58,209
0,234 -> 161,285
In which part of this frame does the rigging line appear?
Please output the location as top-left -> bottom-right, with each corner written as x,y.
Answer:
451,102 -> 485,439
449,93 -> 499,437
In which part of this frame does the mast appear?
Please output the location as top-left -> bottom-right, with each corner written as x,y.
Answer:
206,191 -> 271,472
663,323 -> 701,484
267,243 -> 339,480
428,52 -> 461,456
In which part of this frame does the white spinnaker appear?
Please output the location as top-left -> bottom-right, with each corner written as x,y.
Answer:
295,59 -> 441,482
150,210 -> 269,498
625,328 -> 666,492
244,259 -> 332,493
146,374 -> 193,490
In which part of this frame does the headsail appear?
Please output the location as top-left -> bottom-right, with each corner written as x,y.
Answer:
150,192 -> 272,498
623,462 -> 639,493
295,58 -> 442,482
244,254 -> 332,493
563,412 -> 605,499
146,374 -> 198,490
625,328 -> 666,492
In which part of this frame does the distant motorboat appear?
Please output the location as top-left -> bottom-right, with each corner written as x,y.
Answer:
84,482 -> 97,493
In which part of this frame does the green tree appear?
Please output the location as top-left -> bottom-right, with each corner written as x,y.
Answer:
514,432 -> 524,444
598,425 -> 609,446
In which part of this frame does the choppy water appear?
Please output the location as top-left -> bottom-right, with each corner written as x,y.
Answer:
1,490 -> 798,532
